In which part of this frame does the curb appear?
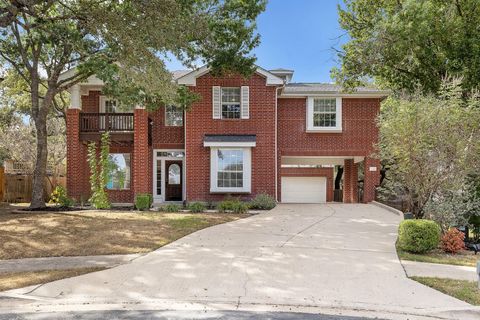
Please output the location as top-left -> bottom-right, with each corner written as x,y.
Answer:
372,201 -> 403,216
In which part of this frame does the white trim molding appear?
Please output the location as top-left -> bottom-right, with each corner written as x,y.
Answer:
306,97 -> 342,133
210,147 -> 252,193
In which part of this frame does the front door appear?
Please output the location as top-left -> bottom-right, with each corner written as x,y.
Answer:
165,160 -> 182,201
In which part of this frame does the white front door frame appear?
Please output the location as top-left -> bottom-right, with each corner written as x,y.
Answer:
153,149 -> 185,203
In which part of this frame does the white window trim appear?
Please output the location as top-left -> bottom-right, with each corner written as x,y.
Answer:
165,105 -> 184,127
99,96 -> 119,113
306,97 -> 342,132
153,149 -> 186,203
210,147 -> 251,193
221,87 -> 241,119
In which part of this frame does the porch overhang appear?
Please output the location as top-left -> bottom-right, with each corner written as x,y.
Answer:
203,135 -> 256,147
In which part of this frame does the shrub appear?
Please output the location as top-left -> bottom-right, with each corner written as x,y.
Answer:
49,186 -> 74,207
188,202 -> 206,213
249,193 -> 276,210
398,220 -> 441,253
217,200 -> 238,212
135,193 -> 152,211
231,201 -> 249,213
441,228 -> 466,254
217,199 -> 249,213
158,204 -> 182,213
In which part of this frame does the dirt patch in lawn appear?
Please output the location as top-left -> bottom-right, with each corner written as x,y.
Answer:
0,267 -> 106,292
0,203 -> 249,259
397,246 -> 479,267
411,277 -> 480,306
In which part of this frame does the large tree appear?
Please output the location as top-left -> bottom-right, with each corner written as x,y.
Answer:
0,0 -> 266,208
378,81 -> 480,218
335,0 -> 480,94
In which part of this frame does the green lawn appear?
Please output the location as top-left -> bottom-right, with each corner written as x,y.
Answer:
397,246 -> 479,267
411,277 -> 480,306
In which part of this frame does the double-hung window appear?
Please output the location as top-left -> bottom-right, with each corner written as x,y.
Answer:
210,148 -> 251,193
165,105 -> 183,126
221,87 -> 241,119
306,97 -> 342,132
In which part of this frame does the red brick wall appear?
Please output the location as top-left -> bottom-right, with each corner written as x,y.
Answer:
363,157 -> 381,203
66,109 -> 90,202
277,98 -> 380,156
277,97 -> 381,203
185,73 -> 278,202
343,159 -> 358,203
150,107 -> 185,150
81,91 -> 100,113
133,108 -> 149,195
280,167 -> 334,202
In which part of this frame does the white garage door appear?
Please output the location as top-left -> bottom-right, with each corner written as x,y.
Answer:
281,177 -> 327,203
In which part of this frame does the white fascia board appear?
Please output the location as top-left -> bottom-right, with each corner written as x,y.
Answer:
177,65 -> 284,86
203,141 -> 256,147
59,67 -> 104,89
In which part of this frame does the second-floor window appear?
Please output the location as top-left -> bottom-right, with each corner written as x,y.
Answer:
307,97 -> 342,132
221,87 -> 241,119
165,105 -> 183,126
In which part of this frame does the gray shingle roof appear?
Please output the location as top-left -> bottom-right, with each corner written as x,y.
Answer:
172,70 -> 190,80
284,83 -> 387,94
204,135 -> 256,143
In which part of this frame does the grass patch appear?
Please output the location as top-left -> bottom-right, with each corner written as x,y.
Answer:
0,267 -> 105,292
397,245 -> 479,267
411,277 -> 480,306
0,203 -> 248,259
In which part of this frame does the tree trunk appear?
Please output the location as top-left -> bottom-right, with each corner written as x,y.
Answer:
30,113 -> 48,208
335,166 -> 343,190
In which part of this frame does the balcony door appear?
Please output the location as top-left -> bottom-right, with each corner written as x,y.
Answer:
153,150 -> 185,203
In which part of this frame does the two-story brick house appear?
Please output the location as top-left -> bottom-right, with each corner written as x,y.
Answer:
64,65 -> 388,205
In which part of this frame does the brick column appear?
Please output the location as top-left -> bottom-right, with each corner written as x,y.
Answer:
343,159 -> 358,203
66,108 -> 86,201
363,157 -> 381,203
133,108 -> 149,195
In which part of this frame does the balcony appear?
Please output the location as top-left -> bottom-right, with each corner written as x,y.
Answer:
79,113 -> 134,142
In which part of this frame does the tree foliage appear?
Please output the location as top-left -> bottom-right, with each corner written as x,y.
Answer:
378,80 -> 480,218
335,0 -> 480,94
0,0 -> 266,208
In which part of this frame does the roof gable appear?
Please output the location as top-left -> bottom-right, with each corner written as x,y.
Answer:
176,65 -> 284,86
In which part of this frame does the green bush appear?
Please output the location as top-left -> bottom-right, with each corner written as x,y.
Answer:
217,199 -> 249,213
49,186 -> 74,207
135,193 -> 152,211
231,201 -> 249,213
398,220 -> 441,253
217,200 -> 237,212
249,193 -> 276,210
158,204 -> 182,213
188,202 -> 206,213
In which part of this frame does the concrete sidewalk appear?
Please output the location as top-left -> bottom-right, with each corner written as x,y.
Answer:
0,254 -> 141,273
402,260 -> 478,281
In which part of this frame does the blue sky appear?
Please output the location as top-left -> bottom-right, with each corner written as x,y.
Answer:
166,0 -> 348,84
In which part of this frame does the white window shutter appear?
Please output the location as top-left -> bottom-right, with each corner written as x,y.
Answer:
212,86 -> 221,119
241,86 -> 249,119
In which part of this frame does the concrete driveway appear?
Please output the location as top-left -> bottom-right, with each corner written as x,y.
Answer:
1,204 -> 479,319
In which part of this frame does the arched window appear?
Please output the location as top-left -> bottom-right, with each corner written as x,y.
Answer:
168,163 -> 181,184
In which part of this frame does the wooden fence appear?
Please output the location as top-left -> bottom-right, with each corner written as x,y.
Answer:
0,167 -> 4,201
0,170 -> 66,203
